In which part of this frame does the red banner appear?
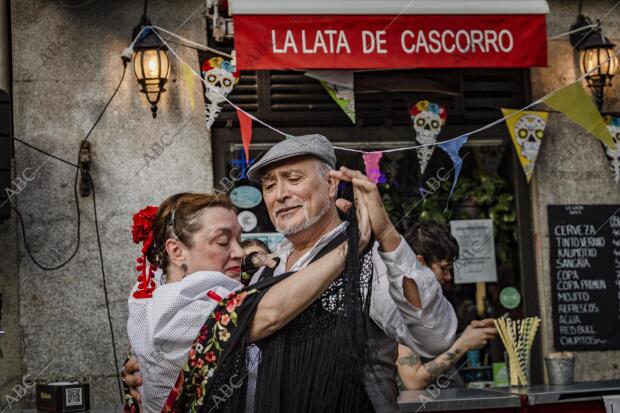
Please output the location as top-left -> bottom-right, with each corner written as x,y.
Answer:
234,15 -> 547,70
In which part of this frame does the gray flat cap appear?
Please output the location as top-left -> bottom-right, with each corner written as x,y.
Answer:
247,134 -> 336,182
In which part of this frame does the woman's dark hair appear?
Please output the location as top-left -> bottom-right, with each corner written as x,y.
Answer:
240,238 -> 271,254
147,192 -> 235,271
405,220 -> 459,265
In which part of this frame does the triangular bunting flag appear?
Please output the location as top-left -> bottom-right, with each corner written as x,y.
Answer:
409,100 -> 447,175
319,80 -> 356,124
305,71 -> 356,124
438,135 -> 468,211
236,109 -> 253,165
182,62 -> 196,111
501,108 -> 549,182
544,82 -> 615,149
604,116 -> 620,183
363,151 -> 383,184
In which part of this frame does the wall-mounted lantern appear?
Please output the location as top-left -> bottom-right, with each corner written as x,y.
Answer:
570,15 -> 618,111
131,10 -> 171,118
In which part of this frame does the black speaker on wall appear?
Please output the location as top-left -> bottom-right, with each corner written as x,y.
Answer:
0,90 -> 11,223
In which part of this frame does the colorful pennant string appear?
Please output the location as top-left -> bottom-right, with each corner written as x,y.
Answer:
149,27 -> 619,158
136,27 -> 620,205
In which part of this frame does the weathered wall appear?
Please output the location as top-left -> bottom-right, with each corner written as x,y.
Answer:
7,0 -> 212,407
530,0 -> 620,382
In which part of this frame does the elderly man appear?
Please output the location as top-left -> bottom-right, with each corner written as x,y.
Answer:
245,134 -> 456,411
125,134 -> 457,412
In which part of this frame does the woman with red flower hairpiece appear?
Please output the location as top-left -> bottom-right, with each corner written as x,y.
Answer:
125,192 -> 371,413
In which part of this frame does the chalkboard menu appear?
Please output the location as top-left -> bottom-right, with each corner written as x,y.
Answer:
548,205 -> 620,351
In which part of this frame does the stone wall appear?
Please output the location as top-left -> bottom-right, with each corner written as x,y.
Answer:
5,0 -> 212,407
530,0 -> 620,382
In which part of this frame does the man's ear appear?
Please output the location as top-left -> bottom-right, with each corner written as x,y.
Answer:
327,170 -> 339,199
166,238 -> 187,268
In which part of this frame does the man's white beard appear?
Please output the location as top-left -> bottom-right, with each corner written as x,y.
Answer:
276,199 -> 332,236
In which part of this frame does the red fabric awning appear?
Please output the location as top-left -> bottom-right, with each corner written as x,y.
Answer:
231,1 -> 549,70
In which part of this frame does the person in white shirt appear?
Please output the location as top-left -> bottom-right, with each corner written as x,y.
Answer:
396,219 -> 497,390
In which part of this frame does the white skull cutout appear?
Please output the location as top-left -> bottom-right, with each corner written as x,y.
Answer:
412,110 -> 443,144
201,57 -> 239,129
409,101 -> 447,174
513,115 -> 545,162
604,116 -> 620,182
203,67 -> 236,104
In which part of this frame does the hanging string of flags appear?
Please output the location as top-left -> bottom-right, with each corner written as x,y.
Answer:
135,27 -> 619,200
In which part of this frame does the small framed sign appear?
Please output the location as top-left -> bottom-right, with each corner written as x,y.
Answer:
450,219 -> 498,284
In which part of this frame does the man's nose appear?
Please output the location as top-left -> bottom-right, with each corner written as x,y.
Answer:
274,182 -> 291,202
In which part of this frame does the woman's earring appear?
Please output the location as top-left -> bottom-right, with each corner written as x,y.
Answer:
181,263 -> 188,274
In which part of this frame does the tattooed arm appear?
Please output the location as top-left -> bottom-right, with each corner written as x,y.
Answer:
397,319 -> 497,390
396,344 -> 462,390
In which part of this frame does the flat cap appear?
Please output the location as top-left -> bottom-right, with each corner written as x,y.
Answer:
247,134 -> 336,182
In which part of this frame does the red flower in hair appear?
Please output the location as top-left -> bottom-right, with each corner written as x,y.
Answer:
132,206 -> 158,244
131,205 -> 158,299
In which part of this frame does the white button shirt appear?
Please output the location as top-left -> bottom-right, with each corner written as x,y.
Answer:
252,222 -> 457,358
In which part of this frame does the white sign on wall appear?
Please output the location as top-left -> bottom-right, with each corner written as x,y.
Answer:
450,219 -> 498,284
